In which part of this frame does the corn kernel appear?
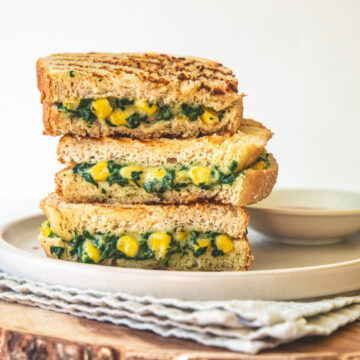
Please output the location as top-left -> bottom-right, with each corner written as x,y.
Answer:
81,240 -> 101,263
215,234 -> 234,254
117,235 -> 139,258
188,166 -> 212,186
147,232 -> 172,259
200,108 -> 219,125
108,109 -> 129,126
40,221 -> 51,237
88,161 -> 110,181
252,161 -> 267,170
63,99 -> 80,110
135,100 -> 158,115
174,226 -> 189,241
91,98 -> 113,119
144,168 -> 166,183
193,238 -> 210,252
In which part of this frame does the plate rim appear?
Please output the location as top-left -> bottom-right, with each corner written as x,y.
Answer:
1,213 -> 360,278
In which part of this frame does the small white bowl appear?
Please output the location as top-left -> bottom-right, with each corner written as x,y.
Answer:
247,189 -> 360,245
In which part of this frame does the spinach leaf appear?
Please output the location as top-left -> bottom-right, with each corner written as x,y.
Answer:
181,104 -> 204,121
193,246 -> 207,258
157,105 -> 172,121
130,171 -> 143,187
115,98 -> 134,110
228,160 -> 238,173
210,237 -> 225,257
50,246 -> 65,259
126,113 -> 147,129
82,173 -> 98,188
73,163 -> 98,188
58,98 -> 96,127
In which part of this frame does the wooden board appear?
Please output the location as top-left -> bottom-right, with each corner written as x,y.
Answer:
0,301 -> 359,359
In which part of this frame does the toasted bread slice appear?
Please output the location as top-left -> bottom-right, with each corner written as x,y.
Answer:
37,53 -> 239,110
39,194 -> 252,271
40,193 -> 249,240
37,53 -> 243,138
58,119 -> 272,170
55,154 -> 278,206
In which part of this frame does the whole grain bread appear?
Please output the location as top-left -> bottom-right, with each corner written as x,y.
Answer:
40,193 -> 249,242
42,97 -> 243,138
37,53 -> 240,110
39,233 -> 253,271
55,154 -> 278,206
57,119 -> 272,173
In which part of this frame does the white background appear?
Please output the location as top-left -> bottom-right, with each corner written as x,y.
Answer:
0,0 -> 359,218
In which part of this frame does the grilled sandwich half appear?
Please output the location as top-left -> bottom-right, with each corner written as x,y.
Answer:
39,194 -> 252,271
37,52 -> 243,138
55,119 -> 278,206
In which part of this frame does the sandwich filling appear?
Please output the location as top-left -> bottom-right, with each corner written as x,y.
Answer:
40,221 -> 239,265
57,97 -> 225,129
70,152 -> 270,198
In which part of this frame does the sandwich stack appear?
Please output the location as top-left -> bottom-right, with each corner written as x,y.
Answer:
36,53 -> 278,271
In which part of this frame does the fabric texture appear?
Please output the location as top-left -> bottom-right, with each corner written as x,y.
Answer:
0,271 -> 359,354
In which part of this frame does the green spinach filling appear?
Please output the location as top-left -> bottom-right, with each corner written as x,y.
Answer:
57,97 -> 225,129
71,153 -> 270,199
72,159 -> 243,199
41,221 -> 236,266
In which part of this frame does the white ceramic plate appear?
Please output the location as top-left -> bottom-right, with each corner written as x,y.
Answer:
1,214 -> 360,301
247,189 -> 360,245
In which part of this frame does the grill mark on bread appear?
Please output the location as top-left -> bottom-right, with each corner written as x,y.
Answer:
44,53 -> 236,82
37,53 -> 240,109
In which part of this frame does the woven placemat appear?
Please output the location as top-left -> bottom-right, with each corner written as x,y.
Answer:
0,271 -> 359,353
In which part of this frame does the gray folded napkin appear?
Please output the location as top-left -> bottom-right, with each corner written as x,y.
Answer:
0,271 -> 359,354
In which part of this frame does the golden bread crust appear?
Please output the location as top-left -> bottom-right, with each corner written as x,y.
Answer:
57,119 -> 273,173
39,193 -> 249,241
37,52 -> 240,110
